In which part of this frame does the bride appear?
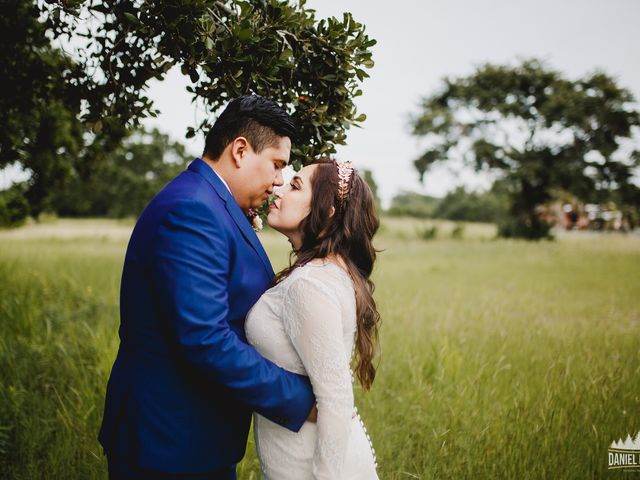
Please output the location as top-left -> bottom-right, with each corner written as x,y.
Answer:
245,158 -> 381,479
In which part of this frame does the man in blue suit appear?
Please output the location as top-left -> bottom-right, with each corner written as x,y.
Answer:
99,95 -> 316,479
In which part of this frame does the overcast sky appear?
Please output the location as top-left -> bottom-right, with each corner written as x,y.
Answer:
5,1 -> 637,205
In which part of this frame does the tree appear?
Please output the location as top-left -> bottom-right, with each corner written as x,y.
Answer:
1,0 -> 376,222
0,0 -> 89,219
0,184 -> 30,228
361,169 -> 381,212
432,186 -> 507,223
50,128 -> 192,218
387,187 -> 507,222
387,191 -> 440,218
410,59 -> 640,239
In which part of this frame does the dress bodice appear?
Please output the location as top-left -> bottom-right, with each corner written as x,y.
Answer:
246,262 -> 356,376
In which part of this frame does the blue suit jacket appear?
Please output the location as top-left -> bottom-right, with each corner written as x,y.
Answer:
98,158 -> 315,473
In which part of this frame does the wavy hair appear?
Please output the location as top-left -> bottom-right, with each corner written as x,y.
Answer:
274,158 -> 381,391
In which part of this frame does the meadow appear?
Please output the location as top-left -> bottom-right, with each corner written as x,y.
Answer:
0,218 -> 639,479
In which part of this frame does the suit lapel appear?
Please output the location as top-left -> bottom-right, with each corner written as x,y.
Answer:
224,202 -> 275,278
188,158 -> 275,278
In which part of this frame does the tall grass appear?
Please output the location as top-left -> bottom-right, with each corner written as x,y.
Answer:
1,220 -> 639,478
0,239 -> 123,478
366,235 -> 640,478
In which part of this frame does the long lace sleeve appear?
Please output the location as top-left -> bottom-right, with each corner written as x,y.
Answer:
282,273 -> 354,480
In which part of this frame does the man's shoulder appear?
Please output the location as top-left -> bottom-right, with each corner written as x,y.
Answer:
162,169 -> 224,205
133,170 -> 230,238
143,170 -> 226,217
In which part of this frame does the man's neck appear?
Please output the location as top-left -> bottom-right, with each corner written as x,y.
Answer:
201,156 -> 232,195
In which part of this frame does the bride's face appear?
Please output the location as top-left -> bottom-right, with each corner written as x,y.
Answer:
267,164 -> 318,243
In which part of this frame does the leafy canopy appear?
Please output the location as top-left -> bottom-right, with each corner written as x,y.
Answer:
37,0 -> 376,167
0,0 -> 376,222
411,59 -> 640,238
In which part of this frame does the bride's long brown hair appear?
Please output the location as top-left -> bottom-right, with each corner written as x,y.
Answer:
273,158 -> 381,391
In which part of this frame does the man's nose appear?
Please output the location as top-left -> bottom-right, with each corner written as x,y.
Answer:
273,169 -> 284,187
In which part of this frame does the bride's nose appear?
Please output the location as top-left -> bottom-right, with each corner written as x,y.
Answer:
274,188 -> 284,198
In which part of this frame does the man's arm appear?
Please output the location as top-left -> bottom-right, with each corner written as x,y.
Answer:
149,199 -> 314,432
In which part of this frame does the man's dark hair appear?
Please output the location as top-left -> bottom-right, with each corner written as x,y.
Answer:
203,95 -> 296,160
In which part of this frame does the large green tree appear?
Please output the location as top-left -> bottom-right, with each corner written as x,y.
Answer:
1,0 -> 375,224
410,59 -> 640,239
0,0 -> 88,221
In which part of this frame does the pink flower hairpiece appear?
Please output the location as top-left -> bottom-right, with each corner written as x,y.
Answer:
336,161 -> 354,207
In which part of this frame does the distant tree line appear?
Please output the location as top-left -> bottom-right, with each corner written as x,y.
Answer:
0,128 -> 192,223
52,129 -> 192,218
387,184 -> 508,223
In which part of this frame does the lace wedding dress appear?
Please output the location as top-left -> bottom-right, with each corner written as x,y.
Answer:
245,262 -> 379,479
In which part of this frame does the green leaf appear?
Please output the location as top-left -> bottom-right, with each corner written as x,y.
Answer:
236,28 -> 253,41
355,68 -> 369,81
279,48 -> 294,61
123,13 -> 139,25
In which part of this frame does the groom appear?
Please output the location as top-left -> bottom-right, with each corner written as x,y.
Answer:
99,95 -> 316,479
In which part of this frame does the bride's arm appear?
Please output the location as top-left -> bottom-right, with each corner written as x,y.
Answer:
283,275 -> 353,480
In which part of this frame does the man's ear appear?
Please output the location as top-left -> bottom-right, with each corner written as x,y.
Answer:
229,137 -> 249,168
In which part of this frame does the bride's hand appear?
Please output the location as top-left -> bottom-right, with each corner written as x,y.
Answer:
306,404 -> 318,423
305,404 -> 357,423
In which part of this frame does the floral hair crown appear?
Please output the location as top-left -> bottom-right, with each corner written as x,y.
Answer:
336,161 -> 354,207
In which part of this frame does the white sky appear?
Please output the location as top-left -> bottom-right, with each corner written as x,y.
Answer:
3,0 -> 639,206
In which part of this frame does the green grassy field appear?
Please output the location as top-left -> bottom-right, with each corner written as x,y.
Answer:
1,218 -> 639,479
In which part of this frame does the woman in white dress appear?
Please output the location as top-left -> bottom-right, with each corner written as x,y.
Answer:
245,158 -> 381,479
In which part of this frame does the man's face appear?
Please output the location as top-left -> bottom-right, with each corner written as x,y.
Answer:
239,136 -> 290,210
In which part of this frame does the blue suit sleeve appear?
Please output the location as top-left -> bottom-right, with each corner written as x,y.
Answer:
149,199 -> 314,432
